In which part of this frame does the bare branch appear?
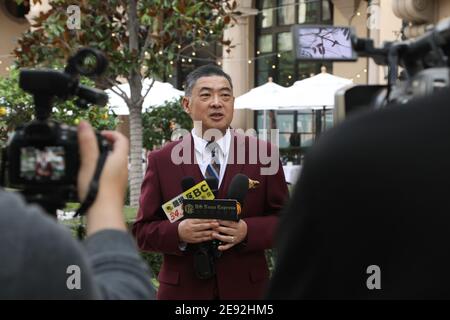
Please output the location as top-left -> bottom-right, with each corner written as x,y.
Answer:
137,78 -> 156,106
106,78 -> 130,104
139,28 -> 153,63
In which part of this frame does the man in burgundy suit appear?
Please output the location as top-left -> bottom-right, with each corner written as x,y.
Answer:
133,65 -> 288,299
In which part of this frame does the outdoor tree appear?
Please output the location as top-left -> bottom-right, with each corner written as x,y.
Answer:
13,0 -> 237,206
142,99 -> 193,151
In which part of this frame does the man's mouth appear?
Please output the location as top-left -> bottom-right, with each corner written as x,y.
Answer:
209,113 -> 224,120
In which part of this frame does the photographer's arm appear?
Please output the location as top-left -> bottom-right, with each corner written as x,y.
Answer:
77,121 -> 127,235
76,121 -> 155,299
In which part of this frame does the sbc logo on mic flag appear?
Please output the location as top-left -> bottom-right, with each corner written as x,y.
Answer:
162,180 -> 215,223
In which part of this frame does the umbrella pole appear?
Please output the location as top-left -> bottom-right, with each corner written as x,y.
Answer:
263,109 -> 267,141
323,105 -> 326,131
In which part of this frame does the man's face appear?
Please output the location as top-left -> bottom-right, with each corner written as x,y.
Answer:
182,75 -> 234,135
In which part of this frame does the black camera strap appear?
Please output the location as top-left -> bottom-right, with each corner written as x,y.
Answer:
75,150 -> 109,216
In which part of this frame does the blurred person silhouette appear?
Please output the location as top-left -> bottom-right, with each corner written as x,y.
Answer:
268,89 -> 450,299
0,121 -> 155,299
35,152 -> 53,178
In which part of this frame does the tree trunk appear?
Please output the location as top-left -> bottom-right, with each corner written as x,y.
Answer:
128,97 -> 144,207
127,0 -> 143,207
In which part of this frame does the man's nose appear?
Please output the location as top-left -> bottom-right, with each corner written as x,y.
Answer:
210,94 -> 223,108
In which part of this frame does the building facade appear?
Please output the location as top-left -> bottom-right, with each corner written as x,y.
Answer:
1,0 -> 449,157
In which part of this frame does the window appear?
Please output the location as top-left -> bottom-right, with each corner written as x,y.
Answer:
255,0 -> 334,161
278,0 -> 296,25
298,0 -> 320,24
258,0 -> 275,28
258,34 -> 274,53
255,0 -> 333,86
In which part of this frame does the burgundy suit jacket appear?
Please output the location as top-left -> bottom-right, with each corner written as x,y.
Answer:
132,131 -> 288,299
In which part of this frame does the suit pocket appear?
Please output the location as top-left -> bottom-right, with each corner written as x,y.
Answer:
249,268 -> 269,283
158,269 -> 180,286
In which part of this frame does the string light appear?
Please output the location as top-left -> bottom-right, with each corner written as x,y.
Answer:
158,50 -> 163,55
277,53 -> 281,58
181,58 -> 186,62
188,58 -> 192,62
177,45 -> 181,49
209,30 -> 214,34
248,60 -> 252,64
364,69 -> 367,73
192,52 -> 196,56
272,65 -> 276,69
169,74 -> 173,78
170,61 -> 174,65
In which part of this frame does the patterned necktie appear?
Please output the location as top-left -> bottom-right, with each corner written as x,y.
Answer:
205,141 -> 221,181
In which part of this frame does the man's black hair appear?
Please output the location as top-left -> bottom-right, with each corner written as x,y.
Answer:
184,64 -> 233,96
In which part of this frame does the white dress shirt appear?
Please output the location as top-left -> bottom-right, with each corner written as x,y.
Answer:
191,128 -> 231,188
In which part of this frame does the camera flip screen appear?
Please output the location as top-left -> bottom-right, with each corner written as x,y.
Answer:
292,25 -> 357,61
20,146 -> 66,181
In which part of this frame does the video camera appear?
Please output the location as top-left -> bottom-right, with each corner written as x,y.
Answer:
0,48 -> 110,215
292,17 -> 450,124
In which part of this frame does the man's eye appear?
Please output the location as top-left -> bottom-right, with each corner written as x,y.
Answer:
200,93 -> 210,97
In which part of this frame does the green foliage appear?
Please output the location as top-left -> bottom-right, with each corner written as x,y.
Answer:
14,0 -> 237,82
0,68 -> 118,146
142,99 -> 192,151
13,0 -> 237,206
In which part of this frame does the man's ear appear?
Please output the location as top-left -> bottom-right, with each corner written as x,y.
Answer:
182,96 -> 191,114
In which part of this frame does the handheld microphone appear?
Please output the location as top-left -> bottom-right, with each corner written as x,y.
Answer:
181,176 -> 196,192
182,174 -> 249,221
205,177 -> 219,197
205,177 -> 221,258
226,173 -> 249,215
161,177 -> 214,223
181,177 -> 216,280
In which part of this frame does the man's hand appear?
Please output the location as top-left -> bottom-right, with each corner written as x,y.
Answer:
212,219 -> 248,251
77,121 -> 129,236
178,219 -> 220,244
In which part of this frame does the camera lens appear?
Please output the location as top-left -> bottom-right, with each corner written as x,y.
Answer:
67,48 -> 108,77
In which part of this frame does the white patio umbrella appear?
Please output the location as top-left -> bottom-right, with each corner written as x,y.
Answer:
235,78 -> 289,131
106,78 -> 184,115
282,67 -> 353,109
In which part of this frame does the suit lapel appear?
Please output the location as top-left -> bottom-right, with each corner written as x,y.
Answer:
219,130 -> 245,198
179,133 -> 204,183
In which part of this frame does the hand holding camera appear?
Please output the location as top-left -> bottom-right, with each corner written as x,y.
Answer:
77,121 -> 128,236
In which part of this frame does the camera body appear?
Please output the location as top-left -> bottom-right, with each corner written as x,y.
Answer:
0,48 -> 110,214
291,18 -> 450,124
3,120 -> 109,202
